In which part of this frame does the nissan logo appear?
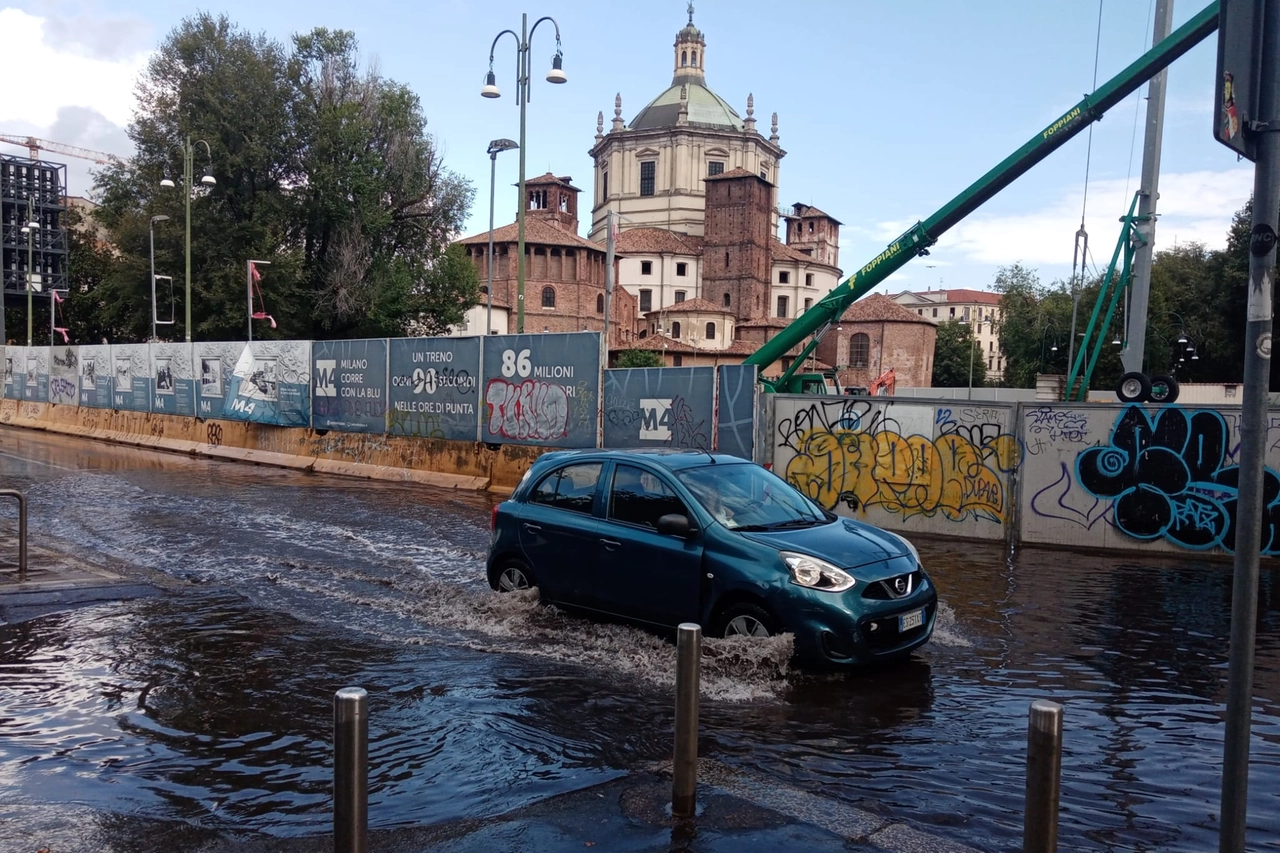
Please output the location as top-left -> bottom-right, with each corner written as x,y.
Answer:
893,576 -> 908,595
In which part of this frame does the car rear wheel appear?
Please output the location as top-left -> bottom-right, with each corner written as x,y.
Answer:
490,558 -> 535,592
714,602 -> 780,638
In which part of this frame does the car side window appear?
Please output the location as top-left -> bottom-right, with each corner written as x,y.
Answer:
609,464 -> 687,529
529,463 -> 602,515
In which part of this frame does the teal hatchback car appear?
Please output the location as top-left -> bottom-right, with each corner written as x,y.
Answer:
487,449 -> 936,668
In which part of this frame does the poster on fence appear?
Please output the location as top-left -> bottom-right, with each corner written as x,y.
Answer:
716,364 -> 758,460
387,337 -> 481,441
481,332 -> 600,448
150,342 -> 197,417
49,345 -> 79,405
217,341 -> 311,427
110,344 -> 151,412
77,345 -> 112,407
312,339 -> 389,433
2,345 -> 18,400
192,342 -> 242,417
602,366 -> 715,449
20,347 -> 50,404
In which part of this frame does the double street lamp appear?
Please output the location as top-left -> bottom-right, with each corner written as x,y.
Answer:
149,215 -> 170,342
19,197 -> 39,346
482,13 -> 566,334
160,136 -> 216,342
485,138 -> 519,336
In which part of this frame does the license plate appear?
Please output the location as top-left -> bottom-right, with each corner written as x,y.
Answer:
899,608 -> 924,632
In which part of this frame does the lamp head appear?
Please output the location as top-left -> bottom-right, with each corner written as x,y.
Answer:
1177,331 -> 1188,344
1112,334 -> 1122,346
487,138 -> 519,156
160,176 -> 176,189
151,214 -> 171,225
1051,343 -> 1058,351
481,69 -> 501,99
200,170 -> 216,186
546,51 -> 567,84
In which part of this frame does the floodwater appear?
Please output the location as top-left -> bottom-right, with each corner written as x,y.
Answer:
0,426 -> 1277,852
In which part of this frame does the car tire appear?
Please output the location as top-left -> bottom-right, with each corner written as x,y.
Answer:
713,602 -> 781,638
490,558 -> 536,593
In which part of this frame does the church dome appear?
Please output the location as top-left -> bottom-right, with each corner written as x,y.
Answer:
630,83 -> 743,131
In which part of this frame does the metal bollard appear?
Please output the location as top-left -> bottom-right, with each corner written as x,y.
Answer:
672,622 -> 702,818
1023,699 -> 1064,853
334,687 -> 368,853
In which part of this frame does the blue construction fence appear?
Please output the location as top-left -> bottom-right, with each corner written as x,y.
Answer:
1,334 -> 760,457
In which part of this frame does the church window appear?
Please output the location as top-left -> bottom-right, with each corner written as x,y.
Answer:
671,322 -> 681,338
596,294 -> 604,313
673,355 -> 683,366
640,161 -> 656,196
722,292 -> 731,307
851,333 -> 870,368
542,287 -> 556,308
804,298 -> 813,311
778,271 -> 789,284
641,260 -> 653,275
674,290 -> 686,302
705,322 -> 716,340
529,189 -> 547,209
681,50 -> 688,67
676,262 -> 688,276
805,273 -> 814,287
691,50 -> 697,66
602,170 -> 608,200
640,289 -> 652,312
932,308 -> 938,318
776,296 -> 788,318
707,161 -> 724,177
809,221 -> 814,233
724,251 -> 729,268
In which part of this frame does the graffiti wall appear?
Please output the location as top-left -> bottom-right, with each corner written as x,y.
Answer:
601,366 -> 715,449
78,345 -> 111,408
49,345 -> 78,405
150,343 -> 197,417
387,337 -> 480,441
312,339 -> 388,433
481,332 -> 600,448
771,395 -> 1023,540
110,344 -> 151,412
1020,402 -> 1280,555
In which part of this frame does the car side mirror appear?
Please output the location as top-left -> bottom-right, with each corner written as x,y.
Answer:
657,513 -> 695,538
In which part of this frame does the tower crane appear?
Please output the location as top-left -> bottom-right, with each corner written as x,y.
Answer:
0,134 -> 126,165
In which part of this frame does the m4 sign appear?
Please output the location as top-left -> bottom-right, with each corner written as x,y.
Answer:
640,398 -> 673,441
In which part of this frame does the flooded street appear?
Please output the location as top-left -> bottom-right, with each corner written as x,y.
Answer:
0,426 -> 1277,852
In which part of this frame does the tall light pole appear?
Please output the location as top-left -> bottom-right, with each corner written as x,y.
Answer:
482,13 -> 567,334
20,197 -> 39,346
149,215 -> 170,342
160,136 -> 216,342
958,316 -> 975,399
485,139 -> 519,336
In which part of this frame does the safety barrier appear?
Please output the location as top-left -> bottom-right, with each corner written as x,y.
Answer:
0,489 -> 27,579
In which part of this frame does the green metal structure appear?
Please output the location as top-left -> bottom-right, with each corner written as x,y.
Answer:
745,2 -> 1221,392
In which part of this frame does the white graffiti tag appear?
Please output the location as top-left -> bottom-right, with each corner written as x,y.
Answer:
486,378 -> 570,441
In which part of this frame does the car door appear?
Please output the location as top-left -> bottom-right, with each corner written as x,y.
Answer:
588,463 -> 703,627
518,461 -> 602,605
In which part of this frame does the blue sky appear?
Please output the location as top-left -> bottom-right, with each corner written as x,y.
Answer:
1,0 -> 1254,298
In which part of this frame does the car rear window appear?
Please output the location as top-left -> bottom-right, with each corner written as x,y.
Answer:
529,463 -> 602,515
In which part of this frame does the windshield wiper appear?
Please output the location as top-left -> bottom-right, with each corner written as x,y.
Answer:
735,518 -> 823,532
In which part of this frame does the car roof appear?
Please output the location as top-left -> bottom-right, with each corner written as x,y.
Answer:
532,448 -> 747,472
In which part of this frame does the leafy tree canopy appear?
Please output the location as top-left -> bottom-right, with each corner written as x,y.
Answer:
615,349 -> 665,368
932,320 -> 986,388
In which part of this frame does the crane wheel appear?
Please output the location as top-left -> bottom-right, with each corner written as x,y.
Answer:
1116,371 -> 1152,403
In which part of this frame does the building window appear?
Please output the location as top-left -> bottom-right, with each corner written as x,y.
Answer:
674,290 -> 686,302
724,251 -> 729,268
676,262 -> 688,276
932,308 -> 938,318
989,341 -> 994,353
917,309 -> 923,315
671,321 -> 681,338
480,285 -> 489,294
641,260 -> 653,275
673,354 -> 683,366
963,306 -> 971,321
776,295 -> 788,318
705,322 -> 716,340
779,271 -> 789,284
804,273 -> 813,287
640,161 -> 656,196
708,161 -> 724,177
850,333 -> 870,368
722,292 -> 731,307
690,50 -> 697,66
542,286 -> 556,308
989,358 -> 994,370
602,170 -> 608,200
639,289 -> 652,312
804,298 -> 812,311
529,189 -> 547,209
681,50 -> 688,67
759,167 -> 768,180
949,307 -> 956,318
596,294 -> 604,313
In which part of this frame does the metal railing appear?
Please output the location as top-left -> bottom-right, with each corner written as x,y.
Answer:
0,489 -> 27,579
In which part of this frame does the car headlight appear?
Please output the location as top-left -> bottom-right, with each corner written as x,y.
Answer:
781,551 -> 855,592
889,531 -> 922,567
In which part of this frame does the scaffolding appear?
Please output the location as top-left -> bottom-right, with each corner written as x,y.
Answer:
1,154 -> 69,309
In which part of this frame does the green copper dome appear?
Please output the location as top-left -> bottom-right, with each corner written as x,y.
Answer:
630,82 -> 743,131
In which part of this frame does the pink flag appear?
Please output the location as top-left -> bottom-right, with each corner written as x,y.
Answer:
250,262 -> 262,282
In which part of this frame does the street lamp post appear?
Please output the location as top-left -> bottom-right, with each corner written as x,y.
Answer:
160,136 -> 216,342
485,139 -> 519,336
149,215 -> 170,342
482,13 -> 566,334
20,197 -> 39,346
958,316 -> 976,400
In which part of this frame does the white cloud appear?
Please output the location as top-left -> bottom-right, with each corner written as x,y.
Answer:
945,167 -> 1254,268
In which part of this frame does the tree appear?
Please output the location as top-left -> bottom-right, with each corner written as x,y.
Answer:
615,349 -> 665,368
89,14 -> 475,343
932,320 -> 986,388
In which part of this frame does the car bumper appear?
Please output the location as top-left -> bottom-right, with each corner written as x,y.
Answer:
779,579 -> 939,668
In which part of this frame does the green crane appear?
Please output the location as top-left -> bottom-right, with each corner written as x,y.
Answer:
745,2 -> 1221,393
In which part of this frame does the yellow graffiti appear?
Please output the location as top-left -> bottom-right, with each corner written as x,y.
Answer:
786,429 -> 1022,522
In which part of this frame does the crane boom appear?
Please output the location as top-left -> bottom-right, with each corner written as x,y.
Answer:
747,1 -> 1221,391
0,134 -> 124,165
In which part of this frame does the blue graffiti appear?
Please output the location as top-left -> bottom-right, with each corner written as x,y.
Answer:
1076,405 -> 1280,554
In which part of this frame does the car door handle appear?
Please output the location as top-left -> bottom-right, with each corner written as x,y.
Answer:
523,523 -> 542,533
600,538 -> 621,550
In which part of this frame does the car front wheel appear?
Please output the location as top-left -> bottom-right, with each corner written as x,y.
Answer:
490,558 -> 536,592
714,602 -> 780,638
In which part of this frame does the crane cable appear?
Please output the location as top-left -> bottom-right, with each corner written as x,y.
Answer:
1068,0 -> 1107,376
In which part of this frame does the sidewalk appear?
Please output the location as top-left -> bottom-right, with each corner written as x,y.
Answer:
0,534 -> 160,623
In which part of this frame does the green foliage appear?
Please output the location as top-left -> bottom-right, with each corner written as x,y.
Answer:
932,320 -> 986,388
87,13 -> 475,343
615,349 -> 665,368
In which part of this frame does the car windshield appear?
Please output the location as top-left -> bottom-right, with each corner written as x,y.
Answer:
676,463 -> 829,530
